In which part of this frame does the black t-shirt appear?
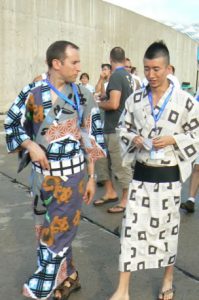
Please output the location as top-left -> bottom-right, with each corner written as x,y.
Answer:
104,68 -> 134,134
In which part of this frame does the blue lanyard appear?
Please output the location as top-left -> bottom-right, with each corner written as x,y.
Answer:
148,85 -> 174,129
45,79 -> 82,124
115,66 -> 124,71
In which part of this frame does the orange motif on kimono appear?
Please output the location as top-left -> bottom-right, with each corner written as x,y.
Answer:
45,118 -> 81,143
50,216 -> 69,235
84,114 -> 91,130
41,227 -> 54,246
41,216 -> 70,246
78,179 -> 84,195
27,94 -> 35,111
82,115 -> 105,162
53,185 -> 72,204
72,210 -> 81,226
33,104 -> 44,123
85,138 -> 106,162
42,176 -> 61,192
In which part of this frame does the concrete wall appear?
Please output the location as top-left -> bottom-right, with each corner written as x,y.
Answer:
0,0 -> 198,112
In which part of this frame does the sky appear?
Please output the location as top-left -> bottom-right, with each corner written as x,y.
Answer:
103,0 -> 199,26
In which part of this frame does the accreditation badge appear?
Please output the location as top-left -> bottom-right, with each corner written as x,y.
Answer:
150,148 -> 165,160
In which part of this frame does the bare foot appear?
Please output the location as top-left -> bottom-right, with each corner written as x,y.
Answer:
108,290 -> 129,300
158,265 -> 174,300
158,287 -> 175,300
104,192 -> 118,199
107,205 -> 125,213
54,289 -> 62,300
158,282 -> 175,300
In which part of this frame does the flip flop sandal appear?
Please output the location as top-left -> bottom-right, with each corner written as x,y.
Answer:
53,272 -> 81,300
107,205 -> 125,213
60,276 -> 81,300
53,286 -> 62,300
158,286 -> 176,300
93,196 -> 118,206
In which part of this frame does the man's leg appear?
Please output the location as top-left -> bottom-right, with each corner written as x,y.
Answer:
158,265 -> 175,300
94,135 -> 118,206
93,179 -> 119,206
120,188 -> 128,208
107,187 -> 128,213
109,272 -> 131,300
95,157 -> 106,186
181,164 -> 199,212
107,133 -> 132,213
104,179 -> 118,198
188,164 -> 199,198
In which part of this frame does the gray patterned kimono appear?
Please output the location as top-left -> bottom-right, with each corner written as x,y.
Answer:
117,84 -> 199,272
4,79 -> 106,299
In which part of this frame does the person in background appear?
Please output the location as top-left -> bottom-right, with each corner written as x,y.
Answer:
109,40 -> 199,300
181,82 -> 199,214
125,58 -> 141,91
79,72 -> 95,93
131,66 -> 142,87
167,65 -> 181,89
95,63 -> 112,98
94,63 -> 112,187
4,40 -> 106,300
93,47 -> 133,214
180,159 -> 199,213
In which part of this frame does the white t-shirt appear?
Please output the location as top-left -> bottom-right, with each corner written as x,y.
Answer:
79,83 -> 95,93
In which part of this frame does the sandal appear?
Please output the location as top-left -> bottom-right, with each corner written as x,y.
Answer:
93,196 -> 118,206
53,272 -> 81,300
53,288 -> 62,300
158,286 -> 176,300
107,205 -> 125,214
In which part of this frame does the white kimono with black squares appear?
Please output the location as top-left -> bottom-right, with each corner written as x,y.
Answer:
118,84 -> 199,272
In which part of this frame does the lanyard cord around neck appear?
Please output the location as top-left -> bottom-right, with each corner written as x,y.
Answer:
45,79 -> 82,125
148,84 -> 174,125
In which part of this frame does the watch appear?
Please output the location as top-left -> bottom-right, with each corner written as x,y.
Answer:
88,174 -> 97,180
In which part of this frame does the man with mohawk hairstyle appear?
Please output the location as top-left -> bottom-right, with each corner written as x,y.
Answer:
109,41 -> 199,300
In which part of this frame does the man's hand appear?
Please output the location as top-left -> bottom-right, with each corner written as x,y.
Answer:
22,140 -> 50,170
83,178 -> 96,205
133,136 -> 144,149
100,70 -> 106,80
153,136 -> 176,149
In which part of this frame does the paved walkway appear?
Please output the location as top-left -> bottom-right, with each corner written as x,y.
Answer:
0,120 -> 199,300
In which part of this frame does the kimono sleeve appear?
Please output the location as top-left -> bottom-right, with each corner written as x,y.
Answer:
173,95 -> 199,162
116,94 -> 138,166
80,89 -> 106,162
4,84 -> 33,152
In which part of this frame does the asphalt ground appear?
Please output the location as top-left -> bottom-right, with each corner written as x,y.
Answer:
0,119 -> 199,300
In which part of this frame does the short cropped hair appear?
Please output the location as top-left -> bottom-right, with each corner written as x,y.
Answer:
46,40 -> 79,68
101,63 -> 112,70
144,41 -> 170,65
110,47 -> 125,63
80,73 -> 89,80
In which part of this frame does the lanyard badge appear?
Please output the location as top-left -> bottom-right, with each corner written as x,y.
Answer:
148,84 -> 174,160
45,79 -> 82,125
148,84 -> 174,134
